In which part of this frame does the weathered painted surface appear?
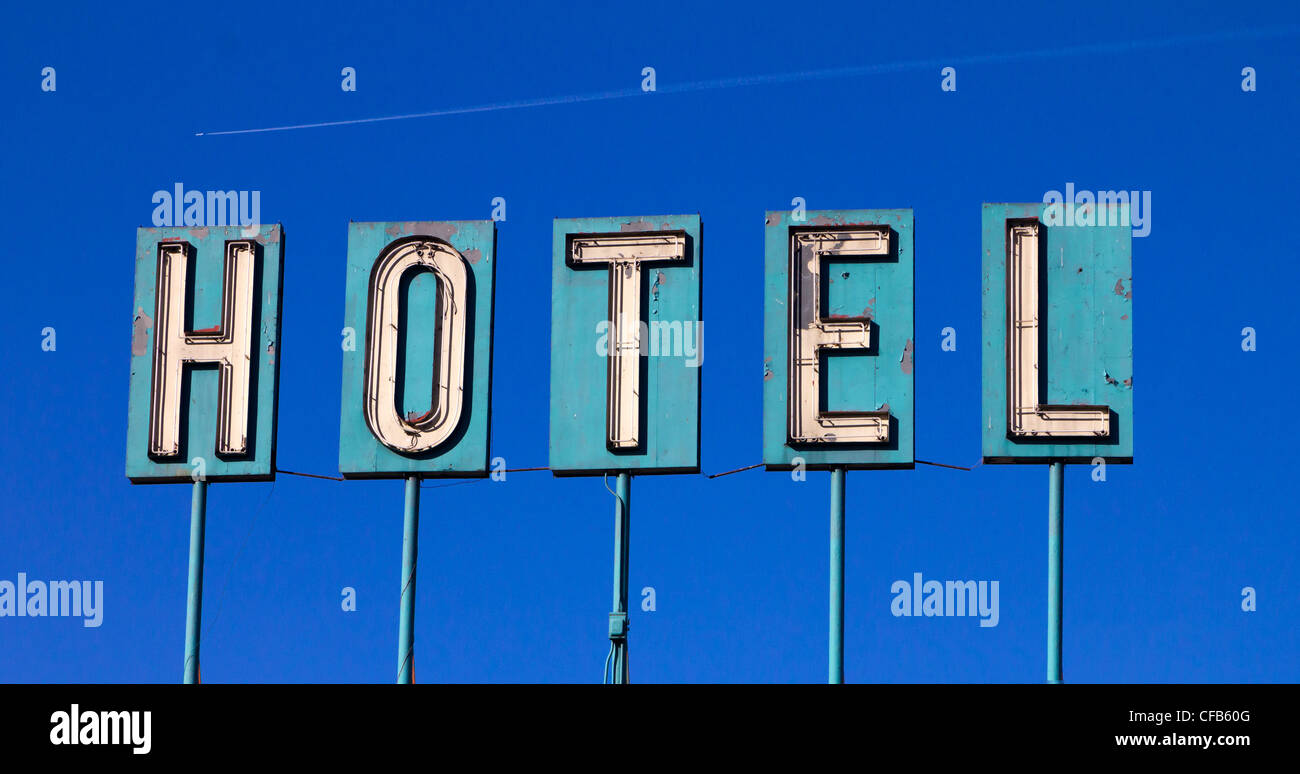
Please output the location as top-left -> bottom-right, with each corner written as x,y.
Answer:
981,203 -> 1133,463
549,215 -> 701,475
338,221 -> 496,477
762,209 -> 915,470
126,225 -> 284,483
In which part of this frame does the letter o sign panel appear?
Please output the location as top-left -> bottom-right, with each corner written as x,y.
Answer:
338,221 -> 496,478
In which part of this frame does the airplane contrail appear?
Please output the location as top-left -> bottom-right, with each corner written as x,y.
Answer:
197,26 -> 1297,137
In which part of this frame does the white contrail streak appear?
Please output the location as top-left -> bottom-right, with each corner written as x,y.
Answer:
196,88 -> 642,136
197,26 -> 1297,137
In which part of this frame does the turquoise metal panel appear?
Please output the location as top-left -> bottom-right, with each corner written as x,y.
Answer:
762,209 -> 915,470
338,221 -> 496,478
125,225 -> 284,483
549,215 -> 701,475
981,203 -> 1134,463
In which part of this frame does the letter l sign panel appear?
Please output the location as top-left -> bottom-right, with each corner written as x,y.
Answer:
980,203 -> 1133,463
126,225 -> 285,483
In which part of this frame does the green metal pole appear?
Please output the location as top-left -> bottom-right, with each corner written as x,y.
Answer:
397,475 -> 420,684
830,467 -> 845,684
608,472 -> 631,684
183,479 -> 207,684
1048,462 -> 1064,684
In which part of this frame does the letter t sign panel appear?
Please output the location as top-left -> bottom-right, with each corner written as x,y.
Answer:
762,209 -> 915,470
549,215 -> 702,475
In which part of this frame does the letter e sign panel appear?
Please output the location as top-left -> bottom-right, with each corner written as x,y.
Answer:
338,221 -> 496,478
126,225 -> 285,483
981,203 -> 1133,463
762,209 -> 915,470
549,215 -> 701,475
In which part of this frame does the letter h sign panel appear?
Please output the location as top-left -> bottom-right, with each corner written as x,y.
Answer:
762,209 -> 915,470
338,221 -> 496,477
981,203 -> 1133,463
549,215 -> 702,475
126,225 -> 285,482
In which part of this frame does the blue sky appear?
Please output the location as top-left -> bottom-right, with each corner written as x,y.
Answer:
0,0 -> 1296,682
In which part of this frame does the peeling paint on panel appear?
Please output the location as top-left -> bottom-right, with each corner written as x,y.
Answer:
386,221 -> 459,240
464,248 -> 482,264
900,339 -> 914,375
1113,278 -> 1132,299
131,308 -> 153,356
651,270 -> 666,303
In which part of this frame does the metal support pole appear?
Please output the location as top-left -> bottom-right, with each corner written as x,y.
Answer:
1048,461 -> 1064,684
183,480 -> 207,684
397,475 -> 420,684
829,467 -> 845,684
607,473 -> 631,684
